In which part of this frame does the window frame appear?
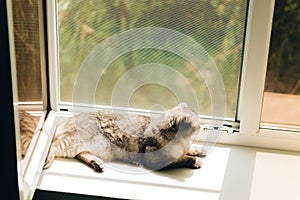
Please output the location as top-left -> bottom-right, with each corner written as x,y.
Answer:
6,0 -> 51,199
217,0 -> 300,151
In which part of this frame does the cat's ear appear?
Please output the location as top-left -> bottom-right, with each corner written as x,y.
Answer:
178,102 -> 188,108
169,102 -> 188,112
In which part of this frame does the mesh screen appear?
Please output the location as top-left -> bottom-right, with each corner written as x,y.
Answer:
58,0 -> 248,118
12,0 -> 42,102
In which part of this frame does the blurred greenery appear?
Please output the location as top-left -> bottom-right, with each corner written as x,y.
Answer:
265,0 -> 300,95
58,0 -> 248,118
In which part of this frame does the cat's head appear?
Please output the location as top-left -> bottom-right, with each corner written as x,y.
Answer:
149,102 -> 200,156
141,103 -> 201,169
161,102 -> 200,138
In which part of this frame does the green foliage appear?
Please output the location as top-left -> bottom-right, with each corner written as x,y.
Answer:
58,0 -> 248,118
266,0 -> 300,94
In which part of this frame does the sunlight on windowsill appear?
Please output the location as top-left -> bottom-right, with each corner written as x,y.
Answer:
38,146 -> 231,199
37,143 -> 300,200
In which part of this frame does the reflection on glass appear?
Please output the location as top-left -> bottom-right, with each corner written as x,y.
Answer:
58,0 -> 248,119
12,0 -> 44,158
262,0 -> 300,128
18,110 -> 39,156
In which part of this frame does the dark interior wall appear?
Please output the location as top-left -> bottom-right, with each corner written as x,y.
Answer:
0,1 -> 20,200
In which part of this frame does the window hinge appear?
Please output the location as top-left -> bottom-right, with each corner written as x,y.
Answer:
201,124 -> 239,134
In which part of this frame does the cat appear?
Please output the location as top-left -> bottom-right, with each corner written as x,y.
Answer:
43,102 -> 205,172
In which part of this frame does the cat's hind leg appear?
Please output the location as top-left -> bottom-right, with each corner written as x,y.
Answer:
75,151 -> 105,172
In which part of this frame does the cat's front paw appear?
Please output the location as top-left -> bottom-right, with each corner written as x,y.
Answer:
187,147 -> 207,157
191,157 -> 202,169
90,159 -> 105,172
75,151 -> 105,173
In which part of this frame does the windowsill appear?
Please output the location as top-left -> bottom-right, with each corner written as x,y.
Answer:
37,144 -> 300,200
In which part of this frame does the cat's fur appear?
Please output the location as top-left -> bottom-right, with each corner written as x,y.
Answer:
43,103 -> 205,172
19,110 -> 39,156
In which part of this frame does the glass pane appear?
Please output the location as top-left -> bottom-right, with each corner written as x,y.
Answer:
58,0 -> 248,119
13,0 -> 42,102
12,0 -> 45,158
262,0 -> 300,129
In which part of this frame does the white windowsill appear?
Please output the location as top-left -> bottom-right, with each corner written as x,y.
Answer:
37,144 -> 300,200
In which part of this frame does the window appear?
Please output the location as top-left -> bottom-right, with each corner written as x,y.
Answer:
6,0 -> 300,199
261,0 -> 300,131
12,0 -> 48,161
55,0 -> 248,121
7,0 -> 48,199
12,0 -> 48,159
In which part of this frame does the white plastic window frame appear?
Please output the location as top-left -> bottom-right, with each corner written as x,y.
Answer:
47,0 -> 300,152
219,0 -> 300,151
6,0 -> 52,199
